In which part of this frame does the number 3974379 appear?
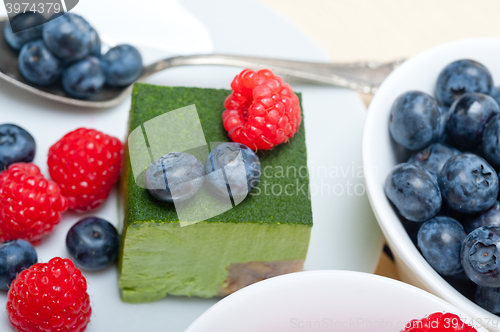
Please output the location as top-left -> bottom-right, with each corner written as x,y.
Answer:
5,1 -> 62,14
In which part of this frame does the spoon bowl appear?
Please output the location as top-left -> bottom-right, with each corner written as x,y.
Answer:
0,18 -> 130,108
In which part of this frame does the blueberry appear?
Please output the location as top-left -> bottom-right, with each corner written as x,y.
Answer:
408,143 -> 460,177
435,59 -> 494,107
18,39 -> 62,86
439,154 -> 498,214
3,13 -> 45,50
62,56 -> 105,99
66,217 -> 120,271
205,142 -> 261,199
389,91 -> 441,150
145,152 -> 204,203
42,13 -> 95,62
437,105 -> 452,143
447,93 -> 500,148
462,226 -> 500,287
90,29 -> 101,58
463,201 -> 500,234
475,286 -> 500,313
0,124 -> 35,171
493,87 -> 500,107
384,163 -> 442,222
0,239 -> 37,290
101,44 -> 142,86
482,114 -> 500,168
417,216 -> 466,276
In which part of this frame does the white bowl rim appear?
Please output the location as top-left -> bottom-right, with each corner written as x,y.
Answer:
362,37 -> 500,326
186,270 -> 488,332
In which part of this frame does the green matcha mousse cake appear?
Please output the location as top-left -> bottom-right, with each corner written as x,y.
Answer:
119,83 -> 313,303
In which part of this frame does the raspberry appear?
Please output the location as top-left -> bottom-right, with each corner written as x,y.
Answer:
223,68 -> 301,150
0,163 -> 68,243
6,257 -> 91,332
402,312 -> 477,332
48,128 -> 124,212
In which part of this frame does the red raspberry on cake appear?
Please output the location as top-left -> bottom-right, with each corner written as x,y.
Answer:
48,128 -> 124,212
402,312 -> 477,332
0,163 -> 67,243
223,68 -> 302,150
6,257 -> 92,332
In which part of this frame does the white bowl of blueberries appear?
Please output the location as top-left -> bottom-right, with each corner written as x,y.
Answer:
363,37 -> 500,331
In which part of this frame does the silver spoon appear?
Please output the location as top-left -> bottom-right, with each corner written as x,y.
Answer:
0,17 -> 404,109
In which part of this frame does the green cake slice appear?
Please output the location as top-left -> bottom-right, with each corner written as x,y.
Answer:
119,83 -> 313,303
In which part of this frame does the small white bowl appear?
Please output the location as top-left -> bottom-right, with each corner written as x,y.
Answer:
362,37 -> 500,331
186,270 -> 489,332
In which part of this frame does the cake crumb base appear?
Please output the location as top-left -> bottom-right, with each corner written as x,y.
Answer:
218,260 -> 304,296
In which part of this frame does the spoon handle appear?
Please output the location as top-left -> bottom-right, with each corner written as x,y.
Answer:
142,54 -> 405,94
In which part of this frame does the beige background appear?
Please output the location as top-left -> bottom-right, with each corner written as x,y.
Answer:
259,0 -> 500,62
257,0 -> 500,279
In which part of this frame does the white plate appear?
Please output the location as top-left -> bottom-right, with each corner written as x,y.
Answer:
187,270 -> 489,332
0,0 -> 384,331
